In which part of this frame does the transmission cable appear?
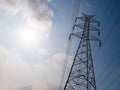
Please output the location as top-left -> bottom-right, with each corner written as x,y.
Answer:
100,0 -> 112,23
93,13 -> 120,62
97,51 -> 120,89
59,0 -> 82,89
91,0 -> 113,54
100,0 -> 119,32
96,49 -> 120,80
103,72 -> 120,90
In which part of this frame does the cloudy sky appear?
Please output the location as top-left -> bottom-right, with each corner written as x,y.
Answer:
0,0 -> 120,90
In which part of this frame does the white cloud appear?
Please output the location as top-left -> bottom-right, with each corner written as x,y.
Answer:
0,44 -> 72,90
52,53 -> 67,69
33,52 -> 72,89
17,86 -> 32,90
1,45 -> 52,90
34,53 -> 72,74
0,45 -> 50,90
0,0 -> 19,14
22,0 -> 53,30
47,0 -> 53,3
38,48 -> 49,56
0,0 -> 53,30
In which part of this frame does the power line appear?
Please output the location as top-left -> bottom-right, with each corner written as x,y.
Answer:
97,51 -> 120,89
103,72 -> 120,90
92,0 -> 119,52
97,62 -> 120,89
102,16 -> 120,45
100,0 -> 119,31
96,49 -> 120,80
59,0 -> 82,89
100,0 -> 112,23
70,0 -> 81,30
93,13 -> 120,62
91,0 -> 113,54
60,0 -> 120,89
92,1 -> 120,89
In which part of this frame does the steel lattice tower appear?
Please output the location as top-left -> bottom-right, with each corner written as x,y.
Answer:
64,13 -> 101,90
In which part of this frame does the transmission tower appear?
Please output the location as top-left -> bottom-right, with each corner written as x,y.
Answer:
64,13 -> 101,90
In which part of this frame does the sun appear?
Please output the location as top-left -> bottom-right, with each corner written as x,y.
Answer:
13,24 -> 48,51
21,30 -> 36,43
14,28 -> 38,48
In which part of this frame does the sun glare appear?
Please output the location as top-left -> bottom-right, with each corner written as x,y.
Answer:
21,30 -> 35,43
15,28 -> 38,48
13,24 -> 48,51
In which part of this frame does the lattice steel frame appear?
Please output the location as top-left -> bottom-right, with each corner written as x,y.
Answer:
64,13 -> 101,90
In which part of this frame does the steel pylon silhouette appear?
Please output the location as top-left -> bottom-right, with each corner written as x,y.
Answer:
64,13 -> 101,90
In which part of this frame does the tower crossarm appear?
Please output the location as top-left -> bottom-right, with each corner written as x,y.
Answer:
69,32 -> 82,40
89,33 -> 101,47
89,25 -> 100,36
90,19 -> 100,27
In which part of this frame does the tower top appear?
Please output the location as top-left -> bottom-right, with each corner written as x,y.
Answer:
82,13 -> 94,19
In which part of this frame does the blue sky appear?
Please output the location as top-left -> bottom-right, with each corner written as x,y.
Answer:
0,0 -> 120,90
